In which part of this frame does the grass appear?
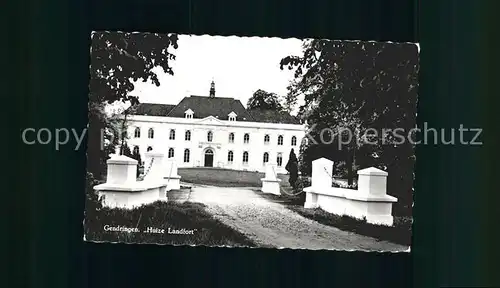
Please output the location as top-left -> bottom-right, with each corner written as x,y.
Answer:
84,200 -> 256,247
254,190 -> 412,246
288,207 -> 412,246
253,188 -> 306,206
178,167 -> 290,187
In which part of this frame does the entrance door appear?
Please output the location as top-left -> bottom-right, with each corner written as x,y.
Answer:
204,149 -> 214,167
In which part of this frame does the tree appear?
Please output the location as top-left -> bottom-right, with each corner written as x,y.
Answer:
281,85 -> 298,114
116,104 -> 139,155
280,40 -> 419,215
247,89 -> 284,111
122,145 -> 132,158
297,138 -> 311,176
87,31 -> 178,179
285,148 -> 299,188
132,149 -> 142,178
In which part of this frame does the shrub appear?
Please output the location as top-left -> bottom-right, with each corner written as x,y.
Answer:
294,176 -> 311,191
289,168 -> 298,188
292,176 -> 311,205
285,149 -> 299,188
332,181 -> 358,190
85,171 -> 103,215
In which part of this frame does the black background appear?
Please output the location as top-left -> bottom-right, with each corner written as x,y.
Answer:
9,0 -> 497,287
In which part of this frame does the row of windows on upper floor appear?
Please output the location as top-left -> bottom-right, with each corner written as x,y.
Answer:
132,127 -> 299,146
132,145 -> 285,167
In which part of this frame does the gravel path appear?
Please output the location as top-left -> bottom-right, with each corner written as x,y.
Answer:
184,185 -> 408,251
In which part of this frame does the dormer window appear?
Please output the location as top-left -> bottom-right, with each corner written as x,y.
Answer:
228,111 -> 237,121
184,108 -> 194,119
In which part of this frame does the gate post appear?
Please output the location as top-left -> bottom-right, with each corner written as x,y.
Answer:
261,162 -> 281,195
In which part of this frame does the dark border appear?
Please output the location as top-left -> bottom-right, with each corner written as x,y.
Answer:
10,0 -> 498,287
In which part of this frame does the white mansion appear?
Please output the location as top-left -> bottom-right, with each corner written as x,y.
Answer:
124,81 -> 306,174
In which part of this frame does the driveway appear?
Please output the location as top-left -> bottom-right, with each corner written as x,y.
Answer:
182,184 -> 408,252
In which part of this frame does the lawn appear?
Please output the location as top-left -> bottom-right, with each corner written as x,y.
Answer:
178,167 -> 290,187
84,200 -> 256,247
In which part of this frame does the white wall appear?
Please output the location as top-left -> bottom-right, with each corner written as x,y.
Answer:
304,158 -> 398,226
123,115 -> 306,174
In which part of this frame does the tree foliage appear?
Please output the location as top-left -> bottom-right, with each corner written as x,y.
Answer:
285,148 -> 299,188
281,40 -> 419,215
89,31 -> 179,105
122,145 -> 132,158
297,138 -> 311,176
87,32 -> 178,178
132,149 -> 142,178
246,89 -> 285,111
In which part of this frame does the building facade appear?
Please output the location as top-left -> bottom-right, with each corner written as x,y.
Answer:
124,82 -> 306,174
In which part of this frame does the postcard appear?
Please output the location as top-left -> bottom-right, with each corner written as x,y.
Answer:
84,32 -> 418,252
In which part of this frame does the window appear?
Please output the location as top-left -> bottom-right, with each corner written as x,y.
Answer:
207,131 -> 213,142
243,133 -> 250,144
227,151 -> 234,163
263,152 -> 269,164
185,130 -> 191,141
277,135 -> 283,145
169,129 -> 175,140
134,127 -> 141,138
242,151 -> 249,164
147,146 -> 153,152
291,136 -> 297,146
168,148 -> 175,158
229,115 -> 236,121
148,128 -> 154,139
228,133 -> 234,143
277,153 -> 283,167
183,149 -> 190,163
264,134 -> 270,144
185,113 -> 193,119
133,146 -> 140,155
228,111 -> 237,121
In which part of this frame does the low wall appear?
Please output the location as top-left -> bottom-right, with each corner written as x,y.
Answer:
96,182 -> 168,209
93,154 -> 169,210
303,186 -> 396,226
303,157 -> 397,226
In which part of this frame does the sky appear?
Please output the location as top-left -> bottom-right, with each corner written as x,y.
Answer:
112,34 -> 305,114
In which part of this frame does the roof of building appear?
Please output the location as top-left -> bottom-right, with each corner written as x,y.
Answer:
247,109 -> 302,124
128,103 -> 176,116
166,95 -> 255,121
128,95 -> 301,124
